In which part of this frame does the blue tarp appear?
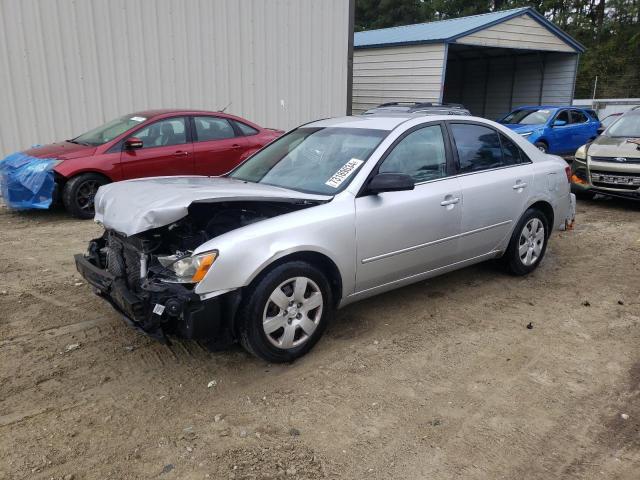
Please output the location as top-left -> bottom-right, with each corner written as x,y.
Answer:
0,152 -> 58,210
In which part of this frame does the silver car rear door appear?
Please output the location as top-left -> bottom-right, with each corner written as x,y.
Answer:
446,121 -> 534,260
354,122 -> 463,293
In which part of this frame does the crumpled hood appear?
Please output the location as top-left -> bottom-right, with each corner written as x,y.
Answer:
502,123 -> 545,134
94,176 -> 331,236
588,135 -> 640,159
22,141 -> 96,160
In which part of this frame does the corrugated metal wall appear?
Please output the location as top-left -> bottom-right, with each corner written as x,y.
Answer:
0,0 -> 350,157
351,44 -> 446,113
541,54 -> 579,105
443,52 -> 578,120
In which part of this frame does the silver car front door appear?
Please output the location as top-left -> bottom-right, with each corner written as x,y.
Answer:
447,122 -> 534,260
354,123 -> 462,293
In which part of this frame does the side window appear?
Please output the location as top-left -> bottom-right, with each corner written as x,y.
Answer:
132,118 -> 187,148
586,109 -> 599,121
499,133 -> 523,165
194,116 -> 236,141
378,125 -> 448,183
450,123 -> 503,173
570,110 -> 588,124
555,110 -> 570,124
233,120 -> 259,136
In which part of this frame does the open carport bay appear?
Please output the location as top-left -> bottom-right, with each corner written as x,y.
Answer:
443,44 -> 578,120
1,199 -> 639,479
352,8 -> 583,119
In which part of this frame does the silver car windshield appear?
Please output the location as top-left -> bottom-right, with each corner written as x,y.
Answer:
229,127 -> 388,195
606,114 -> 640,137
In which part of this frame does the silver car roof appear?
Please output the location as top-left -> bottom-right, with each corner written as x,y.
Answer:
305,114 -> 485,131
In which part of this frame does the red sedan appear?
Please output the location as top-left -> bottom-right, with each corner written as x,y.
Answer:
23,110 -> 283,218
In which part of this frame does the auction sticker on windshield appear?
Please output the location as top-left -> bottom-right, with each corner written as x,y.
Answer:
130,116 -> 146,122
325,159 -> 364,188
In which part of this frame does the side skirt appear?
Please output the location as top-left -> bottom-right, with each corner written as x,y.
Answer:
340,250 -> 502,308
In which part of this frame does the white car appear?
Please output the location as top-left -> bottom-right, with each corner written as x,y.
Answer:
76,114 -> 576,362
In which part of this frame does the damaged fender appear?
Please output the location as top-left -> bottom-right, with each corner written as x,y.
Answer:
190,197 -> 356,300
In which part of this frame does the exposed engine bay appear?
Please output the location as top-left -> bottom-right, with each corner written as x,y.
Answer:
77,200 -> 319,344
88,200 -> 316,284
141,201 -> 312,253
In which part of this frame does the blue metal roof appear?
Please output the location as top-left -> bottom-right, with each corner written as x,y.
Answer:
354,7 -> 584,52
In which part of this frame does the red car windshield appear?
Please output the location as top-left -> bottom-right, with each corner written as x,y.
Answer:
72,115 -> 148,146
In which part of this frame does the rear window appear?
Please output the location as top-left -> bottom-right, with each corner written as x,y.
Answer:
499,133 -> 523,166
234,121 -> 259,136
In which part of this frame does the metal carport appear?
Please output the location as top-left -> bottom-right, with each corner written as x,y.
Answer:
352,7 -> 585,120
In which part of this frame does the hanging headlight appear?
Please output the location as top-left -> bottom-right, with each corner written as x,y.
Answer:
159,251 -> 218,283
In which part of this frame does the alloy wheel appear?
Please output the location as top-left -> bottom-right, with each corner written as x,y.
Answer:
76,180 -> 100,212
262,276 -> 323,349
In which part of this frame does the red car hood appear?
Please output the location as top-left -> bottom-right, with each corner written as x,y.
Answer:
22,141 -> 96,160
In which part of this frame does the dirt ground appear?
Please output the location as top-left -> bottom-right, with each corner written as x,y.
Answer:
1,197 -> 639,480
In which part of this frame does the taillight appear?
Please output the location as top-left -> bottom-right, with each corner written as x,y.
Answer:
564,166 -> 571,183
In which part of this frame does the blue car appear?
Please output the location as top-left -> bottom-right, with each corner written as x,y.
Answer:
499,106 -> 601,155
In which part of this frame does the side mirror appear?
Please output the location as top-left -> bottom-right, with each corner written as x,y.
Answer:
124,137 -> 143,150
553,120 -> 567,127
366,173 -> 415,194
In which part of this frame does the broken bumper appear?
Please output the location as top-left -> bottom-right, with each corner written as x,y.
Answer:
74,254 -> 230,342
557,193 -> 576,231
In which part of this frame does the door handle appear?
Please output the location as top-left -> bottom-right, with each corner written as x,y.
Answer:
512,181 -> 528,190
440,196 -> 460,206
174,151 -> 190,156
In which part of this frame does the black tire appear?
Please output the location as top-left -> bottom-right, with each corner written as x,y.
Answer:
503,208 -> 549,276
575,190 -> 595,200
62,173 -> 108,219
534,141 -> 548,153
237,261 -> 333,363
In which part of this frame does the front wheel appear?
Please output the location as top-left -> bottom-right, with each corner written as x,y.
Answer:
62,173 -> 108,219
503,208 -> 549,276
237,261 -> 333,362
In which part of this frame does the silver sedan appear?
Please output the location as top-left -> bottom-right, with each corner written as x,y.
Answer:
75,114 -> 576,362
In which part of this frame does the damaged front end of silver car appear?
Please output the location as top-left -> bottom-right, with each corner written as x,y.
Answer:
75,199 -> 320,348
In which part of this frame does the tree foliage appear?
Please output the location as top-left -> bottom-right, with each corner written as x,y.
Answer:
355,0 -> 640,98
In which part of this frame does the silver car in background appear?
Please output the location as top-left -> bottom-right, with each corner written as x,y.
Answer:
75,114 -> 576,362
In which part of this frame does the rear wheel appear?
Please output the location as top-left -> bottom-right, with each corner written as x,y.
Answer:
534,141 -> 548,153
62,173 -> 108,219
503,208 -> 549,276
237,261 -> 332,363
